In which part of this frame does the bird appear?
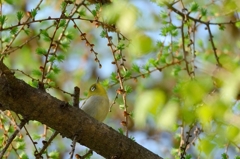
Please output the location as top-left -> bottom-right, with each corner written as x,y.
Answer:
80,80 -> 109,122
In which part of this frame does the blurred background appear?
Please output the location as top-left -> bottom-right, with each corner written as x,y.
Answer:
1,0 -> 240,158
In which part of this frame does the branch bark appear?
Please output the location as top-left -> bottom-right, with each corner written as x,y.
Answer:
0,61 -> 162,159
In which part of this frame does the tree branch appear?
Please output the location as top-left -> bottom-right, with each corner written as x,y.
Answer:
0,61 -> 162,159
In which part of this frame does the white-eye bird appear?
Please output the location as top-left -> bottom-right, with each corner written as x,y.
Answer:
80,81 -> 109,122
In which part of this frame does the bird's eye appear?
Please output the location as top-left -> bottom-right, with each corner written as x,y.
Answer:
90,85 -> 96,92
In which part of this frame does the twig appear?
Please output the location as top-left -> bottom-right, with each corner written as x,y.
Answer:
35,131 -> 59,159
0,0 -> 44,56
206,23 -> 221,66
73,87 -> 80,108
105,30 -> 129,137
69,135 -> 78,159
180,10 -> 192,77
0,118 -> 28,158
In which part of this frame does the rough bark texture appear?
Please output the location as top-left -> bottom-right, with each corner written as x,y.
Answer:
0,62 -> 163,159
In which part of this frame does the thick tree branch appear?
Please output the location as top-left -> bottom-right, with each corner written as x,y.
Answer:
0,62 -> 162,159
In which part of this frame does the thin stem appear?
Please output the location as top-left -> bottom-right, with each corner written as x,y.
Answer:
0,118 -> 28,158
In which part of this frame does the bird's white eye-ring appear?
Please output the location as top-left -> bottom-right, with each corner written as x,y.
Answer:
90,85 -> 96,91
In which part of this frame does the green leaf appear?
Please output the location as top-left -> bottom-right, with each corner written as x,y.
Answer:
92,10 -> 97,17
49,56 -> 56,62
17,11 -> 24,21
19,152 -> 29,159
101,79 -> 110,87
52,66 -> 60,74
100,30 -> 107,38
24,28 -> 30,35
40,30 -> 51,41
59,19 -> 66,27
185,154 -> 192,159
115,54 -> 121,61
221,153 -> 228,159
148,58 -> 159,67
48,81 -> 56,87
2,37 -> 11,43
171,66 -> 181,76
61,1 -> 67,10
48,151 -> 59,159
16,142 -> 25,150
235,21 -> 240,28
32,133 -> 41,140
117,43 -> 125,51
46,72 -> 55,80
78,8 -> 86,16
226,125 -> 239,140
121,70 -> 131,78
110,72 -> 118,82
130,136 -> 135,141
129,34 -> 154,55
160,11 -> 168,19
143,63 -> 150,71
219,25 -> 225,31
200,8 -> 207,17
10,27 -> 18,35
198,138 -> 215,155
4,0 -> 13,4
118,128 -> 124,134
36,48 -> 47,55
65,32 -> 74,41
31,9 -> 37,18
29,80 -> 38,88
56,54 -> 65,62
32,70 -> 42,77
119,104 -> 125,110
124,85 -> 132,93
60,39 -> 70,50
190,2 -> 199,12
0,15 -> 7,26
134,90 -> 166,128
132,63 -> 140,73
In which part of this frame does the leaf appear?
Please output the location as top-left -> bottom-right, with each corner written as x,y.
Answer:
118,128 -> 124,134
134,90 -> 166,128
31,9 -> 37,18
128,34 -> 154,55
16,142 -> 25,150
56,54 -> 65,62
10,27 -> 18,35
19,152 -> 29,159
190,2 -> 199,12
17,11 -> 24,21
219,24 -> 226,31
59,19 -> 66,27
100,30 -> 107,38
132,63 -> 140,73
0,15 -> 7,25
48,151 -> 59,159
65,32 -> 74,40
221,153 -> 228,159
198,138 -> 215,155
4,0 -> 13,4
52,66 -> 60,74
200,8 -> 207,17
124,85 -> 132,93
36,48 -> 47,55
157,100 -> 179,131
32,70 -> 42,77
236,21 -> 240,28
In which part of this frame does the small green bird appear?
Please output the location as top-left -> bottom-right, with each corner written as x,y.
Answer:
81,81 -> 109,122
